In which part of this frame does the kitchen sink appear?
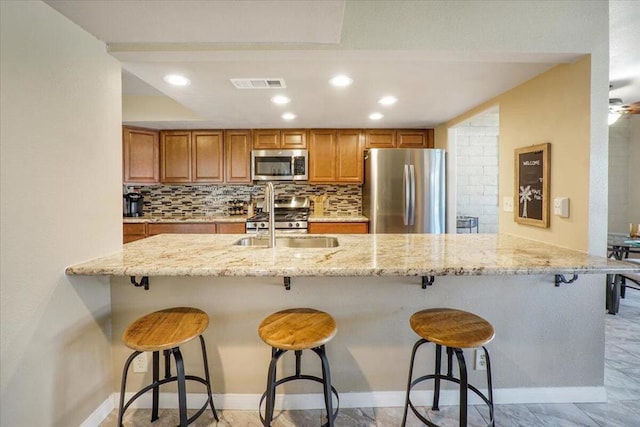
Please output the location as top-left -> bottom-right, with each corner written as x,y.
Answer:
233,236 -> 339,248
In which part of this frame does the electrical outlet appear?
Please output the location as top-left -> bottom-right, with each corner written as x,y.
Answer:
475,349 -> 487,371
133,352 -> 148,373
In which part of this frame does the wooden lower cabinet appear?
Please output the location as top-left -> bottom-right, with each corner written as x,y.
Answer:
308,222 -> 368,234
124,221 -> 246,242
123,223 -> 147,243
147,223 -> 217,236
217,222 -> 246,234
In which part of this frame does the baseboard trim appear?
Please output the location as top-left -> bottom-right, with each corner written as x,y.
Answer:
83,387 -> 606,426
79,396 -> 114,427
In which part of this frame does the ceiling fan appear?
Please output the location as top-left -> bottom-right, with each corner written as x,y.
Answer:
609,98 -> 640,115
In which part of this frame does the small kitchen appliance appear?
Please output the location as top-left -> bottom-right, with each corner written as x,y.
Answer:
124,192 -> 144,217
251,149 -> 308,181
246,196 -> 310,233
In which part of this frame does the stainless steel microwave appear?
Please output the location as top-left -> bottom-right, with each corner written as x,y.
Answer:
251,149 -> 308,181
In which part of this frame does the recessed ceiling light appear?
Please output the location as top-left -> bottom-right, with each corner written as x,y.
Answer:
271,95 -> 291,105
163,74 -> 190,86
329,75 -> 353,87
282,112 -> 296,120
378,96 -> 398,106
369,112 -> 384,120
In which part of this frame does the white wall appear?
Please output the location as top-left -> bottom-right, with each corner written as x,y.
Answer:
455,111 -> 499,233
0,1 -> 122,425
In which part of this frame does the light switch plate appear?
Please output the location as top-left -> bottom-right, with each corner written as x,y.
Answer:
503,196 -> 514,212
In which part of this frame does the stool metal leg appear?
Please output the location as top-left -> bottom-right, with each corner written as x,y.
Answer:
118,350 -> 141,427
401,338 -> 428,427
264,348 -> 286,427
151,351 -> 160,421
198,335 -> 219,421
454,349 -> 468,427
432,344 -> 442,411
173,348 -> 188,427
313,345 -> 335,427
483,346 -> 495,427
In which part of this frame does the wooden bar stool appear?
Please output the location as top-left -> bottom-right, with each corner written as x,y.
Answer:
401,308 -> 495,427
117,307 -> 219,427
258,308 -> 339,427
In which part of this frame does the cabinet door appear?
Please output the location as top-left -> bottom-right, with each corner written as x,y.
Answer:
364,129 -> 396,148
336,130 -> 363,183
147,223 -> 217,236
309,222 -> 368,234
253,130 -> 280,149
281,129 -> 307,149
217,222 -> 246,234
123,127 -> 159,183
123,223 -> 147,243
397,130 -> 428,148
308,130 -> 337,182
161,131 -> 192,183
192,131 -> 224,183
225,130 -> 252,183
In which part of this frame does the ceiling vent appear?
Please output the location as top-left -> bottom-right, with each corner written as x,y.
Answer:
230,78 -> 286,89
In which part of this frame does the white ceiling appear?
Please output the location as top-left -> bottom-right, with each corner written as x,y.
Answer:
45,0 -> 639,129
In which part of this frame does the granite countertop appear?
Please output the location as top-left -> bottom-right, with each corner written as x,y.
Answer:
66,233 -> 637,278
124,215 -> 246,223
308,215 -> 369,222
124,215 -> 368,224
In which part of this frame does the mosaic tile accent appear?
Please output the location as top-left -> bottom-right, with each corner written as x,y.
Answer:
127,183 -> 362,217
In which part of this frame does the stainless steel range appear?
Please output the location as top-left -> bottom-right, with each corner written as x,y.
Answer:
246,196 -> 310,234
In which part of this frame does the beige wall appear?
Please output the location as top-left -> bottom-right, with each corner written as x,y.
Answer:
0,1 -> 122,425
437,57 -> 596,252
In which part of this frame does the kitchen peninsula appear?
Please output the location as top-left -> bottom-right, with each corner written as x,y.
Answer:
66,234 -> 638,408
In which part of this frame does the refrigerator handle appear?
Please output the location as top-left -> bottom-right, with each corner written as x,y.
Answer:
409,164 -> 416,225
403,164 -> 410,225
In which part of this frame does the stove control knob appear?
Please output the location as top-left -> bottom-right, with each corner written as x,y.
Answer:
295,222 -> 300,228
259,222 -> 266,228
288,222 -> 293,227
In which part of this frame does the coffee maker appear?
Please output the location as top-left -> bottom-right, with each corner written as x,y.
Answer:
123,193 -> 144,217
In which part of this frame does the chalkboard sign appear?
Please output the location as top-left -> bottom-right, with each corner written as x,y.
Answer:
514,143 -> 550,228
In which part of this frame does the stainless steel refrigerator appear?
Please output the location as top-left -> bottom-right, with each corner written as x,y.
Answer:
363,148 -> 446,233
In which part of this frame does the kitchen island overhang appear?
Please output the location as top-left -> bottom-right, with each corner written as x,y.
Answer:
65,233 -> 636,279
65,234 -> 638,408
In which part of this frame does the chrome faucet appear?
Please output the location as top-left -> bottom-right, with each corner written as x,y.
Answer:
263,182 -> 276,248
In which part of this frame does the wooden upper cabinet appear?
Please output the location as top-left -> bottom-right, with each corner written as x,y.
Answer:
364,129 -> 396,148
160,130 -> 191,183
192,131 -> 224,183
253,129 -> 307,149
309,129 -> 363,183
225,130 -> 252,183
336,130 -> 363,183
397,129 -> 434,148
123,127 -> 159,183
253,130 -> 280,149
308,130 -> 337,182
281,130 -> 307,149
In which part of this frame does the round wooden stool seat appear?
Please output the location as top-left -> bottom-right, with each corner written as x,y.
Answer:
259,308 -> 337,351
122,307 -> 209,352
410,308 -> 494,349
118,307 -> 218,426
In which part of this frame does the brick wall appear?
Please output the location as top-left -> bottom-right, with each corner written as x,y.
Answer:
455,112 -> 499,233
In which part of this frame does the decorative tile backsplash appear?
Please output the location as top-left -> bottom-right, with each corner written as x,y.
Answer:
129,183 -> 362,217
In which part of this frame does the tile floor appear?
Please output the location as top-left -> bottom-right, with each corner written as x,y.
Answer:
100,289 -> 640,426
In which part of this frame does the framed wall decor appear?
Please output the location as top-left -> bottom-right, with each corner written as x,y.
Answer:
514,142 -> 550,228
